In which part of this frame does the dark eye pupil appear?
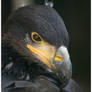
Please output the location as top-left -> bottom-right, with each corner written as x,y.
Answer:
33,34 -> 41,41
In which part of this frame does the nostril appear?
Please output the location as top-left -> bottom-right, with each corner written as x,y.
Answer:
55,56 -> 63,61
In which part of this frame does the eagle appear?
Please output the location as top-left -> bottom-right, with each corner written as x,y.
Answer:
2,5 -> 82,92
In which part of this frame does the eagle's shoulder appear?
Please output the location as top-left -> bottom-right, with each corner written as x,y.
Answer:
61,79 -> 82,92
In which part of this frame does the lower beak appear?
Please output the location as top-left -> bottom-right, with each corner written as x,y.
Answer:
27,44 -> 72,87
52,46 -> 72,88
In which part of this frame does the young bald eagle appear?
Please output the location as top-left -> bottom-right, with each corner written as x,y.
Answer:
2,5 -> 82,92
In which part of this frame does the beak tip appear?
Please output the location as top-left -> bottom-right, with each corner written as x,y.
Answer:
52,46 -> 72,88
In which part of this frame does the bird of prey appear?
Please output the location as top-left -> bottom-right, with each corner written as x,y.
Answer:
2,5 -> 82,92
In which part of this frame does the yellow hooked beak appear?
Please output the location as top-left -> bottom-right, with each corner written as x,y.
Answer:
25,32 -> 72,88
26,41 -> 72,88
26,42 -> 63,70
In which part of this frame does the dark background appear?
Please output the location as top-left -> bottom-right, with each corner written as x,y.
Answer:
2,0 -> 90,92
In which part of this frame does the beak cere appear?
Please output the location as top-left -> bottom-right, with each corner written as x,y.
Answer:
27,43 -> 72,87
26,43 -> 56,68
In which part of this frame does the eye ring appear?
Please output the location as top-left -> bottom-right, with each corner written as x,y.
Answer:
31,32 -> 44,43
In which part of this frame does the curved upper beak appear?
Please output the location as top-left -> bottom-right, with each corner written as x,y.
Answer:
27,43 -> 72,87
53,46 -> 72,87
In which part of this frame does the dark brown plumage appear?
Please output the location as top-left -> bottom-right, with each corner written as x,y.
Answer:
2,5 -> 82,92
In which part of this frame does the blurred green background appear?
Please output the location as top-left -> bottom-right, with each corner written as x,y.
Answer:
2,0 -> 90,92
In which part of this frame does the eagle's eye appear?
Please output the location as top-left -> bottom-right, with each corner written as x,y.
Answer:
31,32 -> 43,43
